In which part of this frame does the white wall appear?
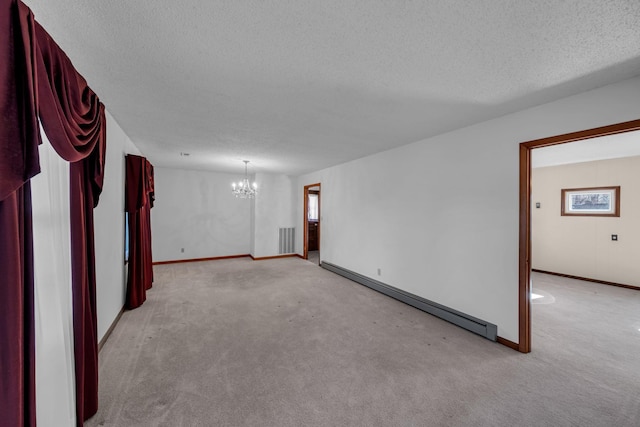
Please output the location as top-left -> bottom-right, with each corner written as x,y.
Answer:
151,167 -> 251,262
532,156 -> 640,287
296,76 -> 640,343
94,110 -> 141,341
251,173 -> 297,258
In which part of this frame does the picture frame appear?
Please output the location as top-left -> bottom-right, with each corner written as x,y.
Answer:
561,186 -> 620,217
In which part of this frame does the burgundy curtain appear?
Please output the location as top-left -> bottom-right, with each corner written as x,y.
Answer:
125,155 -> 155,309
0,1 -> 40,425
35,19 -> 106,425
1,1 -> 106,425
0,187 -> 36,427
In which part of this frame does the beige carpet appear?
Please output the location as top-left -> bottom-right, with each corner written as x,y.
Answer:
87,258 -> 640,426
306,250 -> 319,266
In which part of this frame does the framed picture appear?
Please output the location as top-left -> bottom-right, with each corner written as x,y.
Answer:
561,186 -> 620,217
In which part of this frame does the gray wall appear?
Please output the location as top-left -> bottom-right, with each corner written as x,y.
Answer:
94,111 -> 142,341
295,76 -> 640,343
151,167 -> 252,262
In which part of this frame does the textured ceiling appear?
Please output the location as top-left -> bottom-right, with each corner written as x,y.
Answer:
24,0 -> 640,175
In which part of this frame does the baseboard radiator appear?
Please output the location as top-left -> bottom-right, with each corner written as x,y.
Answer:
278,227 -> 295,254
321,261 -> 497,341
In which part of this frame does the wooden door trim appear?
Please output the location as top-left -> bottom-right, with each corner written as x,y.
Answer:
518,118 -> 640,353
303,183 -> 321,260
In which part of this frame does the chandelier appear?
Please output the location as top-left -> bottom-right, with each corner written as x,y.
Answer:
231,160 -> 257,199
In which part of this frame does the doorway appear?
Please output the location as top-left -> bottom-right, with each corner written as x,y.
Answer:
303,183 -> 321,265
518,118 -> 640,353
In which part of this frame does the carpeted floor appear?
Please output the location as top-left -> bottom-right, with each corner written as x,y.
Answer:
306,250 -> 319,266
87,258 -> 640,426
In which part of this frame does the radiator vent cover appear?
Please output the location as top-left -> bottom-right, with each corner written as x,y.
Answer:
321,261 -> 498,342
278,227 -> 295,254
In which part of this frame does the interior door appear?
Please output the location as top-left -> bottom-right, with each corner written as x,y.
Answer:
303,184 -> 321,261
307,190 -> 319,251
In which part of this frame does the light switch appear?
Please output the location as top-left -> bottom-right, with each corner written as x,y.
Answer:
611,234 -> 618,241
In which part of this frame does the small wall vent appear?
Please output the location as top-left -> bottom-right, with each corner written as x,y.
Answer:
278,228 -> 295,254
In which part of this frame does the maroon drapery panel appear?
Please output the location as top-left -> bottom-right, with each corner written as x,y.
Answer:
0,1 -> 39,425
1,1 -> 106,425
125,155 -> 154,309
0,187 -> 36,427
34,18 -> 106,425
0,0 -> 39,200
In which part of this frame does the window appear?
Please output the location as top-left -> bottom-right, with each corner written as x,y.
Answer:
308,193 -> 318,221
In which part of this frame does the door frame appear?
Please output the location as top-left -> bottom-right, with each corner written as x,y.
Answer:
518,118 -> 640,353
303,183 -> 321,260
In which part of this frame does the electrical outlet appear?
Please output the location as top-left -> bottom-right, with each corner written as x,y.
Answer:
181,248 -> 185,253
377,268 -> 381,276
535,202 -> 541,208
611,235 -> 618,241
